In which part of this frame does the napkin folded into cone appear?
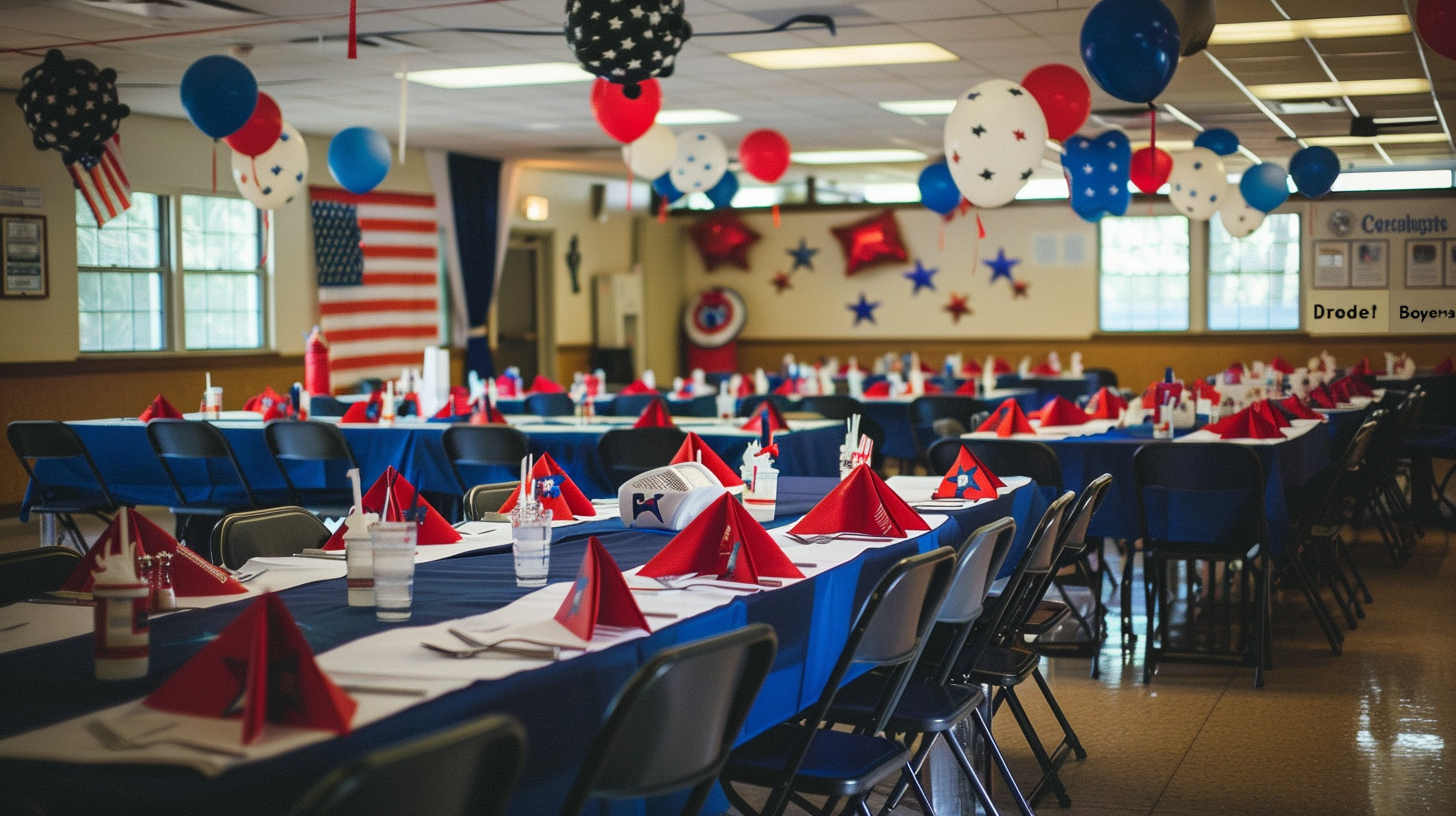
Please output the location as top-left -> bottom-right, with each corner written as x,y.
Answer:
494,375 -> 521,398
1349,357 -> 1372,376
1203,406 -> 1284,440
976,400 -> 1035,437
961,359 -> 983,376
954,380 -> 978,396
529,375 -> 564,394
1279,396 -> 1325,421
1030,362 -> 1060,376
671,432 -> 744,488
1433,357 -> 1454,376
497,453 -> 596,520
323,467 -> 461,550
555,536 -> 650,641
1251,399 -> 1291,429
633,397 -> 676,429
63,508 -> 246,596
619,379 -> 658,396
740,400 -> 789,434
431,386 -> 474,420
1308,385 -> 1338,409
1085,387 -> 1127,420
243,387 -> 291,421
1141,382 -> 1185,409
1033,395 -> 1091,426
791,464 -> 930,537
933,447 -> 1004,500
145,593 -> 356,745
863,381 -> 891,398
1269,356 -> 1295,375
1189,380 -> 1220,402
340,392 -> 383,423
139,394 -> 184,422
990,358 -> 1012,375
1332,375 -> 1373,398
639,493 -> 802,583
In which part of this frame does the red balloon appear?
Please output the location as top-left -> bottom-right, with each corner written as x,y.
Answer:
739,129 -> 791,184
1417,0 -> 1456,61
831,209 -> 909,276
591,78 -> 661,144
689,211 -> 761,271
1129,146 -> 1173,194
223,92 -> 282,157
1021,64 -> 1091,142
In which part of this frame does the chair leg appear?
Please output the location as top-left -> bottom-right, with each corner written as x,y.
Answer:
999,687 -> 1071,807
1142,555 -> 1159,684
1031,665 -> 1086,760
1279,549 -> 1343,656
965,708 -> 1034,816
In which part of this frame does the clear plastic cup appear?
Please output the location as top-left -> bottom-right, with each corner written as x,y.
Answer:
371,522 -> 418,622
511,503 -> 553,588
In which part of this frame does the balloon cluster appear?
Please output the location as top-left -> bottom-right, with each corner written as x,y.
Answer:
15,50 -> 130,165
623,122 -> 790,212
566,0 -> 692,99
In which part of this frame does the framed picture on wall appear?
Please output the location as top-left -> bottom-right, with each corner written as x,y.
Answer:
1406,239 -> 1443,287
1312,241 -> 1350,289
1,214 -> 47,299
1447,241 -> 1456,287
1350,239 -> 1388,288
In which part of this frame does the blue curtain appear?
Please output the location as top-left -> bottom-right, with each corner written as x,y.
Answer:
447,153 -> 503,379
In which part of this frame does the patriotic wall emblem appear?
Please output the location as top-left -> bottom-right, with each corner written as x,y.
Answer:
683,287 -> 746,349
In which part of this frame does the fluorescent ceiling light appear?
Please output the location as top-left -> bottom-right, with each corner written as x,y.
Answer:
879,99 -> 956,116
1208,14 -> 1410,45
791,149 -> 928,165
863,183 -> 921,204
1276,100 -> 1346,114
1302,133 -> 1450,146
1016,178 -> 1069,200
655,109 -> 742,125
1330,170 -> 1454,192
401,62 -> 592,89
1247,79 -> 1431,100
729,43 -> 958,71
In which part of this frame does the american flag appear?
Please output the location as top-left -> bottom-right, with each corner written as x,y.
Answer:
71,134 -> 131,227
310,186 -> 441,390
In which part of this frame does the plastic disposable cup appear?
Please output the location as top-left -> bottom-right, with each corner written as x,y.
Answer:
511,507 -> 552,588
744,468 -> 778,523
92,582 -> 150,680
371,522 -> 418,622
203,387 -> 223,419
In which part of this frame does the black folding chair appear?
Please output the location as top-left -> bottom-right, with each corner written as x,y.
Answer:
442,425 -> 530,492
524,392 -> 575,417
597,427 -> 688,491
910,396 -> 991,463
611,393 -> 663,418
560,624 -> 777,816
7,420 -> 120,552
931,438 -> 1063,490
288,713 -> 525,816
737,394 -> 790,419
799,395 -> 865,421
462,481 -> 521,521
1028,473 -> 1115,678
264,420 -> 360,519
147,419 -> 280,560
0,547 -> 83,606
210,506 -> 332,571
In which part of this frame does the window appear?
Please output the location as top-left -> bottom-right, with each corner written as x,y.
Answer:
1099,216 -> 1190,332
181,195 -> 262,350
1208,213 -> 1301,331
77,192 -> 166,352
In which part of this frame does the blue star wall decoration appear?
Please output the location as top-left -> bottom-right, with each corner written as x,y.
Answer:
848,293 -> 880,326
903,259 -> 938,294
984,248 -> 1020,285
787,238 -> 819,271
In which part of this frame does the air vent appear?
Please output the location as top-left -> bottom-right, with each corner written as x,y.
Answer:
73,0 -> 260,21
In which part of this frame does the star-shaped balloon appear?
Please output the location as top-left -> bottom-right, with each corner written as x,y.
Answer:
984,248 -> 1019,284
1012,279 -> 1030,298
771,271 -> 792,293
944,292 -> 971,323
689,211 -> 761,271
904,259 -> 937,293
787,238 -> 818,271
831,209 -> 909,276
848,293 -> 880,326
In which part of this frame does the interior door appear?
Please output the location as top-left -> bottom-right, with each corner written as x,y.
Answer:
495,237 -> 541,380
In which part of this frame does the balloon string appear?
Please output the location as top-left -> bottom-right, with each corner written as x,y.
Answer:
348,0 -> 358,59
211,140 -> 217,193
976,212 -> 985,240
657,197 -> 667,224
772,203 -> 780,228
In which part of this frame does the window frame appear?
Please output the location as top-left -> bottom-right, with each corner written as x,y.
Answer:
1096,214 -> 1193,333
178,194 -> 266,351
1206,211 -> 1303,333
76,191 -> 171,353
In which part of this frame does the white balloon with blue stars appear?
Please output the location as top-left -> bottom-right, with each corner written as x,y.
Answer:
669,129 -> 727,193
1167,147 -> 1226,221
231,122 -> 308,211
1218,188 -> 1265,238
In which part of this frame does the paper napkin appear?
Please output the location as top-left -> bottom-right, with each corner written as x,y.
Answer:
1269,356 -> 1295,374
1279,396 -> 1325,421
62,508 -> 245,597
1433,357 -> 1453,376
1252,399 -> 1291,429
791,464 -> 929,537
139,394 -> 183,422
954,380 -> 978,396
243,387 -> 291,421
340,392 -> 382,423
323,467 -> 461,549
431,386 -> 474,420
933,447 -> 1004,500
863,381 -> 891,398
1205,406 -> 1284,440
619,379 -> 658,396
529,375 -> 564,394
671,432 -> 744,488
639,493 -> 803,582
1141,381 -> 1185,409
1034,395 -> 1091,426
976,400 -> 1035,437
554,536 -> 651,640
961,359 -> 983,376
632,397 -> 676,429
990,358 -> 1012,375
1350,357 -> 1372,376
740,400 -> 790,434
1308,385 -> 1338,409
1085,387 -> 1128,420
469,399 -> 509,425
496,453 -> 596,520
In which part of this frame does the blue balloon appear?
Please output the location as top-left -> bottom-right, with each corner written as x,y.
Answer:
1061,130 -> 1132,222
652,172 -> 683,203
1080,0 -> 1181,104
1193,128 -> 1240,156
1289,146 -> 1340,199
327,127 -> 391,194
705,171 -> 739,209
179,55 -> 257,139
918,161 -> 961,215
1240,163 -> 1290,213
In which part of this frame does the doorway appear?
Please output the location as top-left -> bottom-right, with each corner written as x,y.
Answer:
493,232 -> 554,381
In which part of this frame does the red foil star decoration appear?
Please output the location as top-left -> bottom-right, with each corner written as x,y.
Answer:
945,292 -> 971,323
1012,279 -> 1030,298
689,211 -> 761,271
830,209 -> 909,276
771,271 -> 792,293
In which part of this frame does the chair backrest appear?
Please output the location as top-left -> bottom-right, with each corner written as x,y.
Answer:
610,393 -> 663,417
668,395 -> 717,418
1084,367 -> 1119,389
289,713 -> 525,816
264,420 -> 359,505
0,547 -> 83,606
463,481 -> 521,521
442,425 -> 530,491
597,427 -> 689,490
212,506 -> 332,570
6,420 -> 118,511
560,624 -> 777,816
928,438 -> 1063,490
524,392 -> 576,417
924,517 -> 1017,685
1058,473 -> 1113,556
987,490 -> 1076,648
145,419 -> 258,509
909,396 -> 991,457
1133,443 -> 1266,550
736,394 -> 789,418
856,412 -> 888,471
800,395 -> 865,421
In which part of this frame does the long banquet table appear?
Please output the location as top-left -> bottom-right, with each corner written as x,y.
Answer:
0,477 -> 1031,816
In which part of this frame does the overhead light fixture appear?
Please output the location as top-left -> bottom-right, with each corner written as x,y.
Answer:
401,62 -> 593,89
1247,78 -> 1431,100
791,149 -> 929,165
878,99 -> 956,116
1330,170 -> 1453,192
1302,133 -> 1450,146
1208,14 -> 1410,45
729,43 -> 958,71
1016,178 -> 1069,200
655,109 -> 742,125
1276,100 -> 1346,114
520,196 -> 550,221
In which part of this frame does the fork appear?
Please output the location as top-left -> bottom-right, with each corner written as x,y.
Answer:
437,628 -> 563,660
787,533 -> 896,545
85,719 -> 246,758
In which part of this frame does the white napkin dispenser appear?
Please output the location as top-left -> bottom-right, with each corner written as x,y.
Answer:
619,462 -> 727,531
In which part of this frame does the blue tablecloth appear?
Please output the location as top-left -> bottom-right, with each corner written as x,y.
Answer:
996,374 -> 1101,403
0,477 -> 1028,816
853,391 -> 1040,461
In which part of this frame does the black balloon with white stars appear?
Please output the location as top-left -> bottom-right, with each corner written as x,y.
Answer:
565,0 -> 693,98
15,49 -> 130,165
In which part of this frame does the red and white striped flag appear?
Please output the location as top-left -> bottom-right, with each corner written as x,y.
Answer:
70,134 -> 132,227
309,187 -> 441,390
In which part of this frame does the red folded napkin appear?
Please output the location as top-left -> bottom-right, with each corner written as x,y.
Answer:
340,392 -> 383,423
633,397 -> 676,429
619,379 -> 657,396
1033,395 -> 1091,426
1279,396 -> 1325,421
955,380 -> 978,396
145,593 -> 356,744
735,377 -> 755,397
529,374 -> 564,394
1205,406 -> 1284,440
496,453 -> 596,520
555,536 -> 650,640
1350,357 -> 1371,376
1189,380 -> 1220,402
639,493 -> 802,582
1227,361 -> 1246,373
790,464 -> 930,537
991,358 -> 1012,375
772,379 -> 797,396
1434,356 -> 1454,376
922,380 -> 943,394
961,360 -> 983,376
863,381 -> 891,398
933,447 -> 1004,500
1030,362 -> 1060,376
671,432 -> 744,488
243,386 -> 291,420
139,394 -> 183,422
323,467 -> 461,550
1252,399 -> 1291,429
470,399 -> 508,425
1333,375 -> 1373,398
1269,356 -> 1295,374
62,508 -> 247,597
494,375 -> 520,398
432,386 -> 474,419
1141,382 -> 1185,409
740,400 -> 789,434
1308,385 -> 1338,409
1085,387 -> 1127,420
1328,377 -> 1353,403
975,400 -> 1035,437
